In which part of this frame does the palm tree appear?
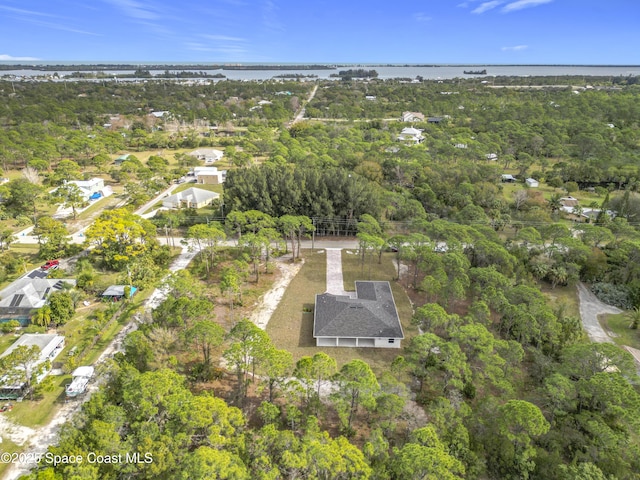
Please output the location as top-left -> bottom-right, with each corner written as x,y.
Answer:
626,306 -> 640,330
547,193 -> 562,215
31,305 -> 52,328
547,266 -> 568,289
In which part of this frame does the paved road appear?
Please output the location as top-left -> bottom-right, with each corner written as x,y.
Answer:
577,282 -> 621,343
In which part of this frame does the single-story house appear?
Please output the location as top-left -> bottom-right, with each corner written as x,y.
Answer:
313,281 -> 404,348
454,143 -> 468,149
0,277 -> 77,324
485,153 -> 498,161
162,187 -> 220,209
365,95 -> 377,101
65,178 -> 105,201
525,178 -> 539,188
190,148 -> 224,164
193,166 -> 227,185
397,127 -> 425,144
501,174 -> 517,183
560,196 -> 579,208
0,333 -> 65,400
401,111 -> 425,122
101,285 -> 138,302
427,116 -> 444,124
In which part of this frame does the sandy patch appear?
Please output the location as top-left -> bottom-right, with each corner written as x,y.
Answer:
250,257 -> 303,330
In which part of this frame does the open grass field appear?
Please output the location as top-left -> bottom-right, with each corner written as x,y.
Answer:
266,249 -> 416,374
601,312 -> 640,351
0,436 -> 21,479
5,374 -> 68,428
0,332 -> 18,355
539,283 -> 580,319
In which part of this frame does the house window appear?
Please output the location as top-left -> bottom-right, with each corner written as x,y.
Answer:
388,339 -> 395,344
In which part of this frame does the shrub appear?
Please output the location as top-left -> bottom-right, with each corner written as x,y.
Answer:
14,215 -> 32,227
1,320 -> 20,333
590,282 -> 632,309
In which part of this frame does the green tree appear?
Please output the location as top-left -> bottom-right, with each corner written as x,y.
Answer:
52,183 -> 86,219
179,447 -> 249,480
33,216 -> 70,260
123,330 -> 155,372
392,425 -> 465,480
627,306 -> 640,329
85,208 -> 157,270
51,159 -> 82,185
47,290 -> 75,325
331,359 -> 380,433
294,352 -> 337,412
5,178 -> 45,219
259,347 -> 293,402
0,345 -> 47,399
187,320 -> 225,367
31,305 -> 52,328
223,319 -> 271,404
493,400 -> 550,479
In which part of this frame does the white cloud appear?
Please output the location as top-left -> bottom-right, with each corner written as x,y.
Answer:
414,12 -> 432,22
202,34 -> 247,42
104,0 -> 159,20
0,54 -> 40,61
501,45 -> 528,51
472,1 -> 502,14
0,6 -> 56,17
263,0 -> 283,32
502,0 -> 553,13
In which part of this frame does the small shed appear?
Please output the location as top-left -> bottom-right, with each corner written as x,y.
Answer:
101,285 -> 137,302
525,178 -> 539,188
501,174 -> 517,183
114,154 -> 131,165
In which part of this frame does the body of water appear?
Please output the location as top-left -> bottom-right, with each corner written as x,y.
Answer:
1,64 -> 639,81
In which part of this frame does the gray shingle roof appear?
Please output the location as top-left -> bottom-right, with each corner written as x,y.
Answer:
314,281 -> 403,339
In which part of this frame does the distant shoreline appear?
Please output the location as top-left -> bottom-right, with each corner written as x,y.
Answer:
0,63 -> 639,72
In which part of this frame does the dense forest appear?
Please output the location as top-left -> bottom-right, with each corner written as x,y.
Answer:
1,75 -> 640,479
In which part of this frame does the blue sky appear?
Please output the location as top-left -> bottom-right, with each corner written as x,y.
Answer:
0,0 -> 637,64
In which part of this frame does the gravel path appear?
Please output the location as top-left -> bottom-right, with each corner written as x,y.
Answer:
577,282 -> 621,343
3,245 -> 198,480
250,257 -> 303,330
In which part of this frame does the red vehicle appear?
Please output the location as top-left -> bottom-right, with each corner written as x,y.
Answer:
41,259 -> 60,270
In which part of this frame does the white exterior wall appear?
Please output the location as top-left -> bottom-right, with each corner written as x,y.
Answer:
316,337 -> 401,348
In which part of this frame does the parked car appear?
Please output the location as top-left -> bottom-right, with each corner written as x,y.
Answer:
41,259 -> 60,270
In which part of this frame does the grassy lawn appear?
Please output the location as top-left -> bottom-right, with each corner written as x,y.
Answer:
0,436 -> 21,479
266,249 -> 416,375
5,374 -> 68,427
539,283 -> 580,319
73,190 -> 125,224
601,313 -> 640,350
0,333 -> 19,355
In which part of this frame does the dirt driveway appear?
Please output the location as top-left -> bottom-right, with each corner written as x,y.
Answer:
577,282 -> 621,343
